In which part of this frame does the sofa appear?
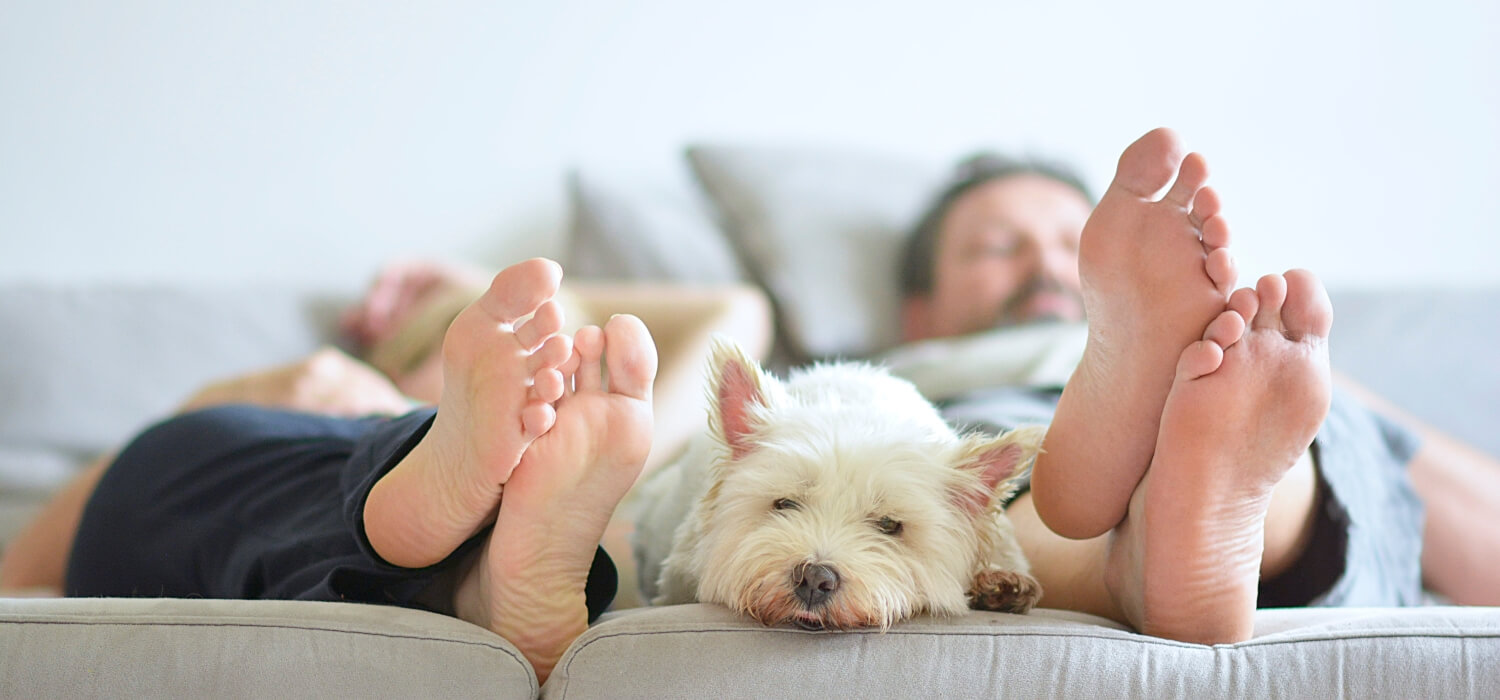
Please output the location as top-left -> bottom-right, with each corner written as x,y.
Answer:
3,143 -> 1498,697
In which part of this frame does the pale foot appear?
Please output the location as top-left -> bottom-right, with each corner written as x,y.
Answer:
1104,270 -> 1333,644
178,347 -> 413,417
364,258 -> 574,569
454,315 -> 657,683
1033,127 -> 1239,539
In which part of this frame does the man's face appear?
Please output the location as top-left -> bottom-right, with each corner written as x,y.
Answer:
904,174 -> 1091,341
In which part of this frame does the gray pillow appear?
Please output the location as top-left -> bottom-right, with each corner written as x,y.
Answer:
0,284 -> 339,490
566,169 -> 747,284
687,144 -> 943,362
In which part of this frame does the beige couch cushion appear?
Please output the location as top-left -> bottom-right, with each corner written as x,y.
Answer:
546,604 -> 1500,698
0,597 -> 536,699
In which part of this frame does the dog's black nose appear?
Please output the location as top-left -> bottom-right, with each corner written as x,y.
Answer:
793,564 -> 841,608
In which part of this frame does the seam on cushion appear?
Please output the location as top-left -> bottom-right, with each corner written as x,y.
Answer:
1236,628 -> 1500,647
0,617 -> 508,646
0,618 -> 527,653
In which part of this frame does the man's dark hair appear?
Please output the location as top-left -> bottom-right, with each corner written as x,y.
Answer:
899,153 -> 1095,298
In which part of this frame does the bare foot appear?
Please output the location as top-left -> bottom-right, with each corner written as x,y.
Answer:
178,347 -> 413,417
455,315 -> 656,683
1105,270 -> 1333,644
363,258 -> 574,569
1032,128 -> 1238,539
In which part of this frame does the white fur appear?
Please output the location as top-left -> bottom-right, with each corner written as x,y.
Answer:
636,338 -> 1045,630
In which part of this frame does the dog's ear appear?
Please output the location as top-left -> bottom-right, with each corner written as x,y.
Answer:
952,425 -> 1045,515
706,336 -> 770,459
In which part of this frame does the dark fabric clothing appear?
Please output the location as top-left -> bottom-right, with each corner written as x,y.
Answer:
936,386 -> 1425,608
65,405 -> 617,621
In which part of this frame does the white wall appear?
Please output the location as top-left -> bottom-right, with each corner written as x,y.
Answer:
3,0 -> 1497,290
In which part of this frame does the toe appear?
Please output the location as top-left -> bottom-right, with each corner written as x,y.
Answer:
476,258 -> 563,324
520,402 -> 556,438
1164,152 -> 1210,207
573,325 -> 605,393
1110,127 -> 1187,199
1200,212 -> 1231,250
1227,286 -> 1259,324
1279,269 -> 1334,340
527,328 -> 573,374
602,315 -> 658,401
1177,339 -> 1224,381
1189,186 -> 1222,228
1205,247 -> 1237,296
515,300 -> 565,349
1252,274 -> 1289,331
531,368 -> 565,404
1203,309 -> 1246,349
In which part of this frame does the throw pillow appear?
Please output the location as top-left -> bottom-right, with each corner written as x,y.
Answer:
686,144 -> 943,361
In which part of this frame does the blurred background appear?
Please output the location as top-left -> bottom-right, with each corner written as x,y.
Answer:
2,0 -> 1497,291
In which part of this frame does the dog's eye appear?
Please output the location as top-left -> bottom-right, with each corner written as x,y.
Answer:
773,498 -> 800,511
874,516 -> 903,536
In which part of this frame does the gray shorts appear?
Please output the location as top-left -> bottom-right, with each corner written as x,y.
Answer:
938,387 -> 1425,608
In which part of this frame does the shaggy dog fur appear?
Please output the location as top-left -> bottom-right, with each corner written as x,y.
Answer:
639,339 -> 1045,630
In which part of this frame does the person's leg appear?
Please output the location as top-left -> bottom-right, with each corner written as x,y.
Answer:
363,259 -> 574,569
1409,441 -> 1500,604
447,315 -> 657,683
1335,378 -> 1500,605
0,347 -> 415,594
0,456 -> 110,593
1032,128 -> 1238,540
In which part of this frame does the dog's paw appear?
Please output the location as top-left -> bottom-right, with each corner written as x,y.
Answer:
968,569 -> 1042,614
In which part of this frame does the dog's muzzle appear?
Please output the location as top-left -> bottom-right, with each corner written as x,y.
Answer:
792,562 -> 841,612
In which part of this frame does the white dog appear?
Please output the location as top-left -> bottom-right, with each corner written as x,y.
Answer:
633,338 -> 1045,631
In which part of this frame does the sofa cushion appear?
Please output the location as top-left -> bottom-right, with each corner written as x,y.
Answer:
546,604 -> 1500,698
0,597 -> 537,699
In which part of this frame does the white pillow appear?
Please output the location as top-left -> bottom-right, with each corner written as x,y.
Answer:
686,144 -> 943,361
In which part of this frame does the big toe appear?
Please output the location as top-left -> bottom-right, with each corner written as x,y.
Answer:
602,315 -> 658,401
476,258 -> 564,323
1279,269 -> 1333,340
1110,127 -> 1187,198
